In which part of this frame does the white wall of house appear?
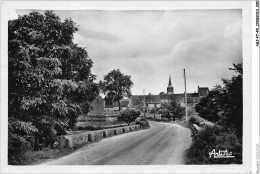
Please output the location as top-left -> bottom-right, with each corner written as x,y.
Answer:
161,100 -> 168,103
147,103 -> 161,110
113,106 -> 128,111
113,107 -> 119,111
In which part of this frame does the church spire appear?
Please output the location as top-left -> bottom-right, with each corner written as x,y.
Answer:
167,75 -> 174,94
168,75 -> 172,87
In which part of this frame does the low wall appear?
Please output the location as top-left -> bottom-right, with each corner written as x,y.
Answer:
58,125 -> 142,148
190,124 -> 201,138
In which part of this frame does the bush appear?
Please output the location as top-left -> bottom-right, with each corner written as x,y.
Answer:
188,115 -> 214,128
150,108 -> 158,114
185,125 -> 242,164
118,109 -> 140,125
8,133 -> 32,165
14,145 -> 86,165
161,110 -> 171,120
134,117 -> 150,128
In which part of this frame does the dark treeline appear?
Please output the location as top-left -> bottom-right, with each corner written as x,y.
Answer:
185,63 -> 243,164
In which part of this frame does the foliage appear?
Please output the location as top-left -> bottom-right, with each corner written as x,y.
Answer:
159,98 -> 185,121
8,117 -> 39,164
187,105 -> 198,117
195,86 -> 223,122
159,92 -> 165,95
150,108 -> 158,114
188,115 -> 214,128
100,69 -> 133,111
12,144 -> 88,165
118,109 -> 141,125
8,10 -> 99,163
195,63 -> 243,137
161,110 -> 171,120
134,117 -> 150,128
185,125 -> 242,164
185,63 -> 243,164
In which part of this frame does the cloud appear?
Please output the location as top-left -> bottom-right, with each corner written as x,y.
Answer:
79,28 -> 122,42
17,9 -> 242,94
224,19 -> 242,39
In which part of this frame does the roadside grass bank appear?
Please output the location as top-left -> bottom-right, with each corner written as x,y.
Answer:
184,115 -> 242,164
19,142 -> 91,165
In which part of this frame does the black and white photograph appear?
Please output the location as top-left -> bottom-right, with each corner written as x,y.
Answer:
0,1 -> 258,173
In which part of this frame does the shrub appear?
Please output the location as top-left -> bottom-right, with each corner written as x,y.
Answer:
134,117 -> 150,128
8,118 -> 38,164
8,133 -> 32,165
150,108 -> 158,114
161,110 -> 171,120
185,125 -> 242,164
118,109 -> 140,125
188,115 -> 214,128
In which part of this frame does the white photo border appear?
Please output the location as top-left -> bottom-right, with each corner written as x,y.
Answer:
0,1 -> 257,174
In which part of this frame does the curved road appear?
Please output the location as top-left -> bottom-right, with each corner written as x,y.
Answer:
41,121 -> 192,165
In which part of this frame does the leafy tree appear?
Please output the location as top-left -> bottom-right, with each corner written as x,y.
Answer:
159,97 -> 185,121
185,63 -> 243,165
100,69 -> 133,111
219,63 -> 243,137
118,109 -> 140,125
8,10 -> 99,162
195,63 -> 243,137
168,99 -> 185,120
159,92 -> 165,95
195,86 -> 223,122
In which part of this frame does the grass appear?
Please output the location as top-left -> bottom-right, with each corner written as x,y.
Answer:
17,142 -> 92,165
174,118 -> 189,128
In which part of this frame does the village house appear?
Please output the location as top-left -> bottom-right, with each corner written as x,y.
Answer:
102,76 -> 209,112
129,76 -> 209,110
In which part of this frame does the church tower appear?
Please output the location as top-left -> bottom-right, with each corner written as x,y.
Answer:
167,75 -> 174,94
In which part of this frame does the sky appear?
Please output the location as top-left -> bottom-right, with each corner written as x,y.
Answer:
14,9 -> 242,95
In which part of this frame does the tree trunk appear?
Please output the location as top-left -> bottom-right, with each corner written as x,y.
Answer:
118,100 -> 121,111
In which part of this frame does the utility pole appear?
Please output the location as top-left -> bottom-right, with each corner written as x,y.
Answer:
183,69 -> 188,121
143,89 -> 146,117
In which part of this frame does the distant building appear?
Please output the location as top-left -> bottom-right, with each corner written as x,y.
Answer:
198,86 -> 209,97
129,75 -> 209,110
103,76 -> 210,111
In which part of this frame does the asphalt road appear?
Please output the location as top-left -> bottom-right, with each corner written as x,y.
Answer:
41,121 -> 192,165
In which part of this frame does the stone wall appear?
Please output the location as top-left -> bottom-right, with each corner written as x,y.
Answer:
58,125 -> 142,148
190,124 -> 202,139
